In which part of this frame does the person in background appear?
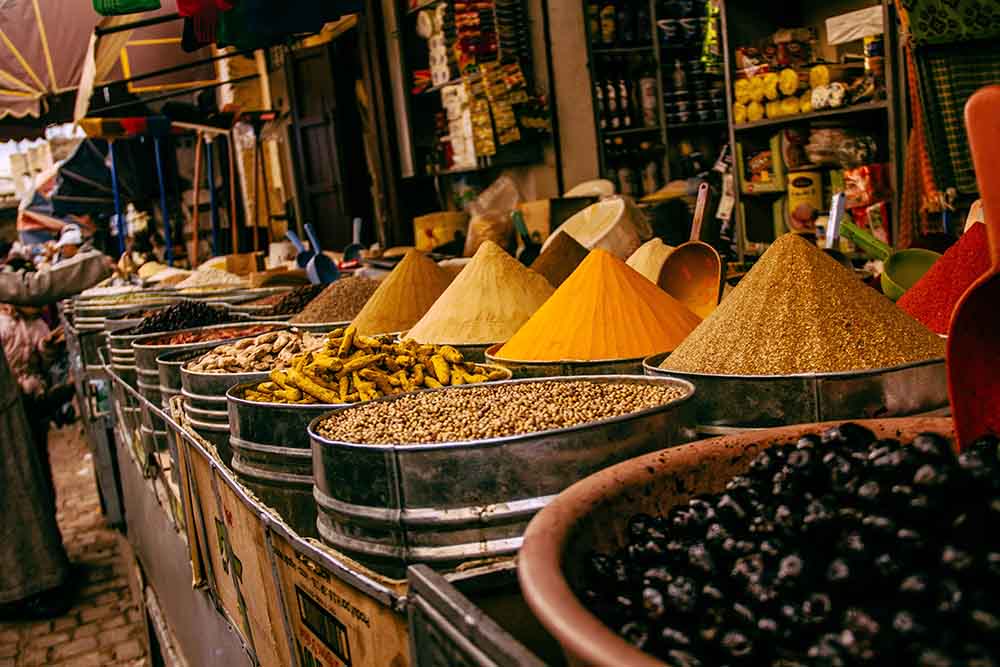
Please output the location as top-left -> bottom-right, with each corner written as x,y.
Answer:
0,249 -> 111,620
54,224 -> 83,262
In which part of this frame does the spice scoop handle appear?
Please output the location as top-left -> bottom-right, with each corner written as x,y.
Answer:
841,220 -> 891,262
690,182 -> 710,241
286,230 -> 306,254
305,223 -> 324,253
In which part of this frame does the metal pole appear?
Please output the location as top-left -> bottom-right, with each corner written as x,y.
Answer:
227,135 -> 239,255
204,138 -> 220,257
107,140 -> 125,257
258,141 -> 274,246
95,12 -> 180,36
153,137 -> 173,266
191,135 -> 203,265
89,74 -> 260,115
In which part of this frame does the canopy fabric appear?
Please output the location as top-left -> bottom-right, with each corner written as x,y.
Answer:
0,0 -> 95,119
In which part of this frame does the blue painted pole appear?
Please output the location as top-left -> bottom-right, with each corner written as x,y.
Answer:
204,139 -> 220,257
107,140 -> 126,257
153,136 -> 173,266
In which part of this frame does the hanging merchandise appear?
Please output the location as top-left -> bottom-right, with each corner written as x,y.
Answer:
93,0 -> 160,16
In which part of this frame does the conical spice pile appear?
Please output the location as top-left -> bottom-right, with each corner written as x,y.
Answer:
661,234 -> 945,375
407,240 -> 555,345
350,249 -> 453,335
497,248 -> 702,362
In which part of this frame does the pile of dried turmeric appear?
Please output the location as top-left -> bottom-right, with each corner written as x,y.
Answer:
244,325 -> 508,404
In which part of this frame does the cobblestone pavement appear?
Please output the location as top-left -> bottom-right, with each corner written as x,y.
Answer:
0,422 -> 148,666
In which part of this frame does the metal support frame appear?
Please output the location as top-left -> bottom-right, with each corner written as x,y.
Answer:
108,140 -> 126,256
204,138 -> 221,257
153,136 -> 173,266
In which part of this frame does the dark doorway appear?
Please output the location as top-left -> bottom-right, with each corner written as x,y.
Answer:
287,34 -> 374,252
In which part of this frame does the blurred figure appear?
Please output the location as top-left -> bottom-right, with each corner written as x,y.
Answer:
54,224 -> 83,262
0,249 -> 111,620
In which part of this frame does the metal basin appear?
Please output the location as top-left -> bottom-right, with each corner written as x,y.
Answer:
227,382 -> 348,538
485,344 -> 647,378
309,374 -> 697,578
517,417 -> 954,667
156,349 -> 204,409
643,352 -> 949,434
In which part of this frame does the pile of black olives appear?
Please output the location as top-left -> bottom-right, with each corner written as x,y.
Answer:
579,424 -> 1000,666
128,300 -> 231,336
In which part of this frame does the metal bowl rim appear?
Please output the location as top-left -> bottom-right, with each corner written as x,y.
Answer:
642,353 -> 945,381
486,342 -> 659,366
131,322 -> 288,351
307,374 -> 696,452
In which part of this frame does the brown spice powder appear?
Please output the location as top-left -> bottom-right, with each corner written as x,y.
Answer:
661,234 -> 945,375
530,231 -> 589,287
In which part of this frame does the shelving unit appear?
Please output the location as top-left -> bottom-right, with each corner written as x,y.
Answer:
390,0 -> 545,180
582,0 -> 731,200
720,0 -> 904,261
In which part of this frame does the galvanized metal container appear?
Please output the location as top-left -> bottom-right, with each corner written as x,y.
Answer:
227,382 -> 347,537
309,374 -> 697,577
643,352 -> 949,434
156,348 -> 204,409
181,361 -> 274,465
485,344 -> 647,378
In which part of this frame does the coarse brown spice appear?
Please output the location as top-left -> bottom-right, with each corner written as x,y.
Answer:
290,276 -> 380,323
315,380 -> 689,444
661,234 -> 945,375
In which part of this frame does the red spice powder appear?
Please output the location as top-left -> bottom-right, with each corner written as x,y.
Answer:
898,223 -> 990,334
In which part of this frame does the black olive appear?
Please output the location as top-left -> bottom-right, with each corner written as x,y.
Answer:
807,634 -> 847,667
667,577 -> 698,614
757,617 -> 778,635
619,620 -> 649,650
839,530 -> 866,557
941,545 -> 974,574
659,626 -> 692,647
721,630 -> 753,659
914,464 -> 949,488
936,578 -> 963,614
688,543 -> 714,574
585,553 -> 615,586
843,608 -> 880,637
702,583 -> 724,602
666,649 -> 703,667
628,513 -> 656,541
911,433 -> 953,460
873,553 -> 900,580
826,558 -> 851,584
801,593 -> 832,625
899,574 -> 930,597
777,554 -> 804,584
896,528 -> 925,555
856,480 -> 881,502
731,602 -> 755,627
687,498 -> 717,526
987,552 -> 1000,577
917,649 -> 955,667
970,609 -> 1000,633
642,566 -> 672,587
828,423 -> 876,447
705,523 -> 730,547
642,586 -> 666,621
717,493 -> 748,521
797,434 -> 822,449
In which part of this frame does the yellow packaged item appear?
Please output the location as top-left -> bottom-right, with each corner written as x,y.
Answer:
766,101 -> 782,119
733,102 -> 748,124
747,101 -> 765,122
749,75 -> 765,103
809,64 -> 830,89
734,79 -> 751,105
778,68 -> 800,96
780,96 -> 800,116
763,72 -> 780,101
800,89 -> 813,113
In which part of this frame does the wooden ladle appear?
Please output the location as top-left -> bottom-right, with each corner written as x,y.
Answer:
659,182 -> 724,319
948,84 -> 1000,449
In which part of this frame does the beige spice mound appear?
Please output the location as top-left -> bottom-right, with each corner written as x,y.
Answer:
661,234 -> 945,375
350,249 -> 453,335
407,240 -> 555,345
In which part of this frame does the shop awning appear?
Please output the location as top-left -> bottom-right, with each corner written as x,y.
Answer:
0,0 -> 96,119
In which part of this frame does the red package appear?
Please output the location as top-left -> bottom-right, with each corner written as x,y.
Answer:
850,200 -> 891,245
843,164 -> 889,210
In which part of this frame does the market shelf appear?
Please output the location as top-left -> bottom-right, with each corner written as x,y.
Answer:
414,77 -> 464,95
667,120 -> 728,130
603,125 -> 663,137
733,101 -> 889,131
406,0 -> 442,15
591,45 -> 655,55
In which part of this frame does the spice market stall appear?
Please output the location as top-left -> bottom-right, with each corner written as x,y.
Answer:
64,123 -> 997,667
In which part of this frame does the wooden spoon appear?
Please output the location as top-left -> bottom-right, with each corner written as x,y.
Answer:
659,182 -> 724,319
948,84 -> 1000,449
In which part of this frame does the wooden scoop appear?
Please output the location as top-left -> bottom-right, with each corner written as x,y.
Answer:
948,84 -> 1000,449
659,182 -> 724,319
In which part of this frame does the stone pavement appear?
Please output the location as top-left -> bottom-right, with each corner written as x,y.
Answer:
0,422 -> 149,667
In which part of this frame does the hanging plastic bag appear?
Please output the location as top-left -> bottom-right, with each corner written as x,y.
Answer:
92,0 -> 161,16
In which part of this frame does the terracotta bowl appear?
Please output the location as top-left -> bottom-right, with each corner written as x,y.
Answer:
517,417 -> 955,667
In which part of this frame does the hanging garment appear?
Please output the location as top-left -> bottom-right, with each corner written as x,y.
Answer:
92,0 -> 161,16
